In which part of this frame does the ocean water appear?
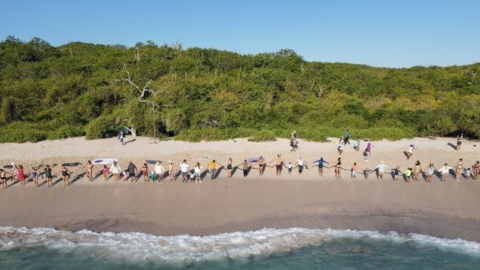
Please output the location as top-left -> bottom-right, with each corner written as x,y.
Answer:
0,227 -> 479,270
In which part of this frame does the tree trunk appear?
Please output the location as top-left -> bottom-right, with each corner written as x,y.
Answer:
124,127 -> 137,137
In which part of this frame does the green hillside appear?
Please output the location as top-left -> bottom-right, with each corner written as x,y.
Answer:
0,36 -> 479,143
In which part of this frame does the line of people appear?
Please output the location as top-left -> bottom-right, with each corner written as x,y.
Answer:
1,154 -> 478,189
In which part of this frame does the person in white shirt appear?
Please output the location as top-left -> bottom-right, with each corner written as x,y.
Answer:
407,145 -> 414,160
194,162 -> 203,183
180,160 -> 189,182
295,158 -> 307,174
438,163 -> 452,182
154,161 -> 165,182
374,161 -> 389,180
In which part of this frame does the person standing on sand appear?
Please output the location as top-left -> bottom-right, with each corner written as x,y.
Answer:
454,158 -> 464,181
338,137 -> 345,155
31,167 -> 39,187
167,160 -> 175,181
17,165 -> 26,185
11,163 -> 18,182
312,157 -> 329,176
364,143 -> 373,161
439,163 -> 452,182
292,131 -> 297,140
194,162 -> 203,183
238,160 -> 250,177
404,168 -> 413,183
141,162 -> 149,182
393,166 -> 402,182
0,169 -> 11,189
102,165 -> 108,181
110,161 -> 121,181
351,163 -> 361,179
225,158 -> 233,179
154,161 -> 165,182
353,138 -> 360,151
270,155 -> 284,176
456,134 -> 463,151
45,165 -> 54,187
84,161 -> 95,182
471,161 -> 480,180
407,145 -> 414,160
60,165 -> 71,187
334,158 -> 342,179
424,163 -> 436,183
127,161 -> 138,182
208,159 -> 220,180
118,130 -> 125,145
412,161 -> 421,182
295,157 -> 306,174
374,161 -> 388,180
258,156 -> 266,176
180,160 -> 190,182
344,130 -> 350,145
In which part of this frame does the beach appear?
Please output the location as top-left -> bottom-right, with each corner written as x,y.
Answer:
0,136 -> 480,242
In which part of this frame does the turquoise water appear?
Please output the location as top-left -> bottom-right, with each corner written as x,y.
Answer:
0,227 -> 479,269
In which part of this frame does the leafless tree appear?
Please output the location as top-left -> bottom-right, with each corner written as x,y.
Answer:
116,64 -> 172,137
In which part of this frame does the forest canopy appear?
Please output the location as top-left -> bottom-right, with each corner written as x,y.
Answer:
0,36 -> 479,143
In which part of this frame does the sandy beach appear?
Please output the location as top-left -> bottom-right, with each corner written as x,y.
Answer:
0,136 -> 479,241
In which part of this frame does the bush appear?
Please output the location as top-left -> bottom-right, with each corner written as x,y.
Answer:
0,122 -> 47,143
47,125 -> 85,140
248,130 -> 277,142
85,115 -> 116,139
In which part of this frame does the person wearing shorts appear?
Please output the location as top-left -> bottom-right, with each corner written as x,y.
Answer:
194,162 -> 203,183
314,158 -> 329,176
296,158 -> 305,174
180,160 -> 189,182
271,154 -> 284,176
424,163 -> 436,183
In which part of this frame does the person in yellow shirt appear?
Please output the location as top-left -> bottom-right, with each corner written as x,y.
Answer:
208,160 -> 222,180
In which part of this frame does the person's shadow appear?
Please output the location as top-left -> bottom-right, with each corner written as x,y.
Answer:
124,139 -> 136,145
161,171 -> 169,181
214,167 -> 224,179
200,170 -> 209,180
70,173 -> 85,186
421,171 -> 428,182
231,167 -> 238,177
449,168 -> 457,180
447,143 -> 457,150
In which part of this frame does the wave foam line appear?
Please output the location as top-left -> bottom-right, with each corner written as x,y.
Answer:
0,227 -> 479,266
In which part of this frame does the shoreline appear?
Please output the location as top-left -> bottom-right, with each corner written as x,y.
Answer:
1,137 -> 480,241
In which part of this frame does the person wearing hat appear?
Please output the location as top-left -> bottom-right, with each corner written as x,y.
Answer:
374,161 -> 389,180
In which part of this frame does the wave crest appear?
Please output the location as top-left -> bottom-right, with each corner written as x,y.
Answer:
0,227 -> 479,266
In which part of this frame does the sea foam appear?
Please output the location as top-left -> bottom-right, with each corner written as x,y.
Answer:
0,227 -> 479,267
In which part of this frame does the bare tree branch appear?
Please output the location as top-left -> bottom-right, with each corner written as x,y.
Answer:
116,64 -> 173,112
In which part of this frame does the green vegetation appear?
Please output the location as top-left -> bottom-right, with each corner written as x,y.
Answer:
0,36 -> 479,143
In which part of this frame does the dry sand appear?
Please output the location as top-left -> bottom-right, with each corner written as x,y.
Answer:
0,136 -> 479,241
